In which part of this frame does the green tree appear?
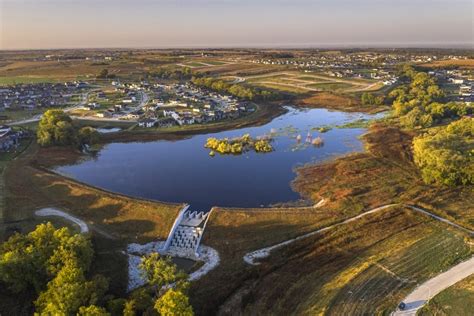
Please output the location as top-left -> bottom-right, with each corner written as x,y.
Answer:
37,110 -> 76,146
78,126 -> 100,146
139,253 -> 187,293
77,305 -> 110,316
413,118 -> 473,186
0,222 -> 92,293
34,263 -> 108,315
154,289 -> 193,316
122,300 -> 136,316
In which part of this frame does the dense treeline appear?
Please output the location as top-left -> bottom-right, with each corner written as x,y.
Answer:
360,92 -> 384,106
413,118 -> 473,186
0,223 -> 194,315
152,67 -> 193,80
191,77 -> 283,101
37,110 -> 99,147
390,65 -> 472,129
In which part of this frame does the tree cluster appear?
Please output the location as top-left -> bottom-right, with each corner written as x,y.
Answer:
413,118 -> 473,186
37,110 -> 99,147
153,67 -> 193,80
0,224 -> 195,315
360,92 -> 384,106
205,134 -> 273,156
119,253 -> 194,316
191,77 -> 282,101
0,223 -> 109,315
389,66 -> 471,129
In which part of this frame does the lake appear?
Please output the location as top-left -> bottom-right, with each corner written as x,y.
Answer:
57,107 -> 379,211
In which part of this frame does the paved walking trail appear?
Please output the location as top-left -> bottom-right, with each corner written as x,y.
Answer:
243,204 -> 472,265
393,256 -> 474,315
35,207 -> 89,233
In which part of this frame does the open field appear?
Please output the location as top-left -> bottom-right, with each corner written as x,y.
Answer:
419,274 -> 474,315
0,76 -> 61,85
241,71 -> 382,95
420,58 -> 474,70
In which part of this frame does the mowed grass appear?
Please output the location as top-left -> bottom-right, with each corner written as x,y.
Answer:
192,206 -> 472,315
419,274 -> 474,316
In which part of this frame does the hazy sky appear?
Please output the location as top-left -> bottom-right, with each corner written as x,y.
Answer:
1,0 -> 473,49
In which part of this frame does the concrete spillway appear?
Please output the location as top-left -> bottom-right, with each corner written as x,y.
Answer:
163,206 -> 212,259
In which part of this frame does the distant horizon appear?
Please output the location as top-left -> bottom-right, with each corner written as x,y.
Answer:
1,42 -> 473,52
1,0 -> 472,50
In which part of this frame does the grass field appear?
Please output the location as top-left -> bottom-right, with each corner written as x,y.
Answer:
191,206 -> 472,315
420,58 -> 474,70
307,82 -> 354,91
292,123 -> 474,229
242,71 -> 382,95
0,76 -> 60,85
419,274 -> 474,315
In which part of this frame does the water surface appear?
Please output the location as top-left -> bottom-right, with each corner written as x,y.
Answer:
58,107 -> 378,211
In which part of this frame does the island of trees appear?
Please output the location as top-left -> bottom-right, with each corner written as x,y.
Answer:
205,134 -> 273,156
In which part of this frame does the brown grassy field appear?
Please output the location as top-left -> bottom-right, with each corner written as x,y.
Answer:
297,92 -> 388,113
292,123 -> 474,229
192,206 -> 472,315
420,58 -> 474,70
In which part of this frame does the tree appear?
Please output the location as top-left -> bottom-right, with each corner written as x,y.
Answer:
122,300 -> 136,316
413,118 -> 473,186
34,263 -> 108,315
78,126 -> 100,146
154,289 -> 193,316
0,222 -> 92,293
37,110 -> 76,146
78,305 -> 110,316
139,253 -> 187,293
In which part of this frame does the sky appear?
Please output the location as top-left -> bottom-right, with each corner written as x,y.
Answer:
1,0 -> 473,49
